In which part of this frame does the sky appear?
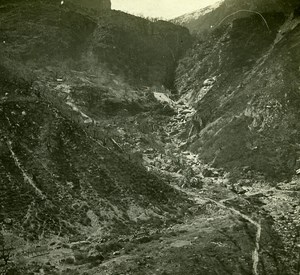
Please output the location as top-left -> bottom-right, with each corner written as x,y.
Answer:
111,0 -> 220,19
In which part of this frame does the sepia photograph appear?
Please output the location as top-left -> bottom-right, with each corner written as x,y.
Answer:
0,0 -> 299,274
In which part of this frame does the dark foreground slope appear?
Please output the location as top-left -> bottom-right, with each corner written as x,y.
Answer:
176,6 -> 300,180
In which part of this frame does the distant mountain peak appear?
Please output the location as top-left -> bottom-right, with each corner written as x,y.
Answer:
172,1 -> 223,25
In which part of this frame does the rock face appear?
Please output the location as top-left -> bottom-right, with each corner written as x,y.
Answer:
66,0 -> 111,12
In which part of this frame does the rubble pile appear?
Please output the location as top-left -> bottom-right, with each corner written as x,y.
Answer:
138,97 -> 219,188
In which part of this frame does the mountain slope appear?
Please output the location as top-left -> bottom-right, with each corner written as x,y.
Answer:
0,0 -> 191,89
172,1 -> 222,32
0,65 -> 189,241
175,5 -> 300,179
0,1 -> 300,274
0,0 -> 193,240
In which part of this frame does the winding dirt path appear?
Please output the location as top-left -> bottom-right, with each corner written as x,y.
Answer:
173,185 -> 261,274
205,197 -> 261,275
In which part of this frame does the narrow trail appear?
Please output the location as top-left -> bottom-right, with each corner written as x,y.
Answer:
7,140 -> 46,200
182,185 -> 262,275
205,197 -> 261,275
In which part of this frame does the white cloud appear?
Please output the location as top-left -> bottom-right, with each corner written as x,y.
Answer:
111,0 -> 220,19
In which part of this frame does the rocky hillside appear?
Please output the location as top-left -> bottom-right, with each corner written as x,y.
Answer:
0,0 -> 192,251
0,1 -> 195,270
1,0 -> 300,274
175,3 -> 300,180
0,64 -> 190,240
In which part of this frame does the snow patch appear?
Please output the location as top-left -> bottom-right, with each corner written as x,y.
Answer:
174,1 -> 223,25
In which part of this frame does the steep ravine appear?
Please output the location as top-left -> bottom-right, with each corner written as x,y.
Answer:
1,57 -> 298,275
0,1 -> 300,275
39,11 -> 300,273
